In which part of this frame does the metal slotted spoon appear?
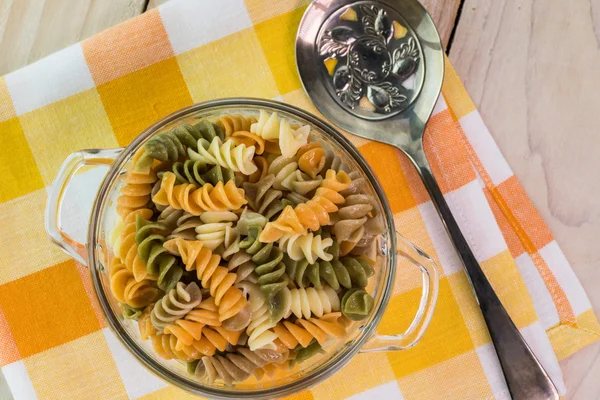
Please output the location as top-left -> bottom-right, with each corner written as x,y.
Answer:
296,1 -> 559,398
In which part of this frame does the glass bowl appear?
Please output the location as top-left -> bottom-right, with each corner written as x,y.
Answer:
45,98 -> 439,399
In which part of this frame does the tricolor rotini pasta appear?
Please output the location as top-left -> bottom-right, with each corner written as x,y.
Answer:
273,312 -> 347,349
109,258 -> 159,309
162,237 -> 247,322
259,183 -> 349,242
108,111 -> 384,386
116,150 -> 158,217
188,137 -> 258,175
251,110 -> 310,157
153,171 -> 247,215
216,114 -> 257,138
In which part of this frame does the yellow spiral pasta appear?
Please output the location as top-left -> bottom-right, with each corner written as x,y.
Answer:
153,171 -> 247,216
109,257 -> 159,309
216,114 -> 257,137
273,312 -> 346,349
259,185 -> 348,242
278,232 -> 334,264
251,111 -> 310,157
188,137 -> 258,175
280,119 -> 310,158
163,237 -> 247,322
237,281 -> 278,351
250,110 -> 280,140
280,286 -> 341,320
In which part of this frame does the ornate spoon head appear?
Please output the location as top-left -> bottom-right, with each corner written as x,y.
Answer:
296,0 -> 444,150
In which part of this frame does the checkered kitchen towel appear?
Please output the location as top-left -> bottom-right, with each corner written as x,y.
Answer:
0,0 -> 598,399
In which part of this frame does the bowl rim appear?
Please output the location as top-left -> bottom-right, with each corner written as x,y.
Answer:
88,98 -> 397,399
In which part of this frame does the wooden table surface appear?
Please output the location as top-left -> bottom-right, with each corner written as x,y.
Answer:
1,0 -> 598,398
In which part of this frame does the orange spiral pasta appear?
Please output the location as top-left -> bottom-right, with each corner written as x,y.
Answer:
320,169 -> 352,192
273,312 -> 346,349
296,142 -> 326,179
138,305 -> 157,341
259,186 -> 348,242
116,152 -> 157,217
187,297 -> 222,326
216,114 -> 257,137
165,322 -> 242,353
231,131 -> 265,155
115,208 -> 155,282
109,257 -> 159,309
162,297 -> 237,352
150,332 -> 214,362
264,140 -> 281,155
248,156 -> 268,183
152,319 -> 241,362
153,171 -> 247,215
163,237 -> 247,321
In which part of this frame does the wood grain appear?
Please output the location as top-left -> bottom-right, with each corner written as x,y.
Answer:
0,0 -> 146,76
148,0 -> 461,48
449,0 -> 600,398
0,0 -> 461,77
422,0 -> 461,47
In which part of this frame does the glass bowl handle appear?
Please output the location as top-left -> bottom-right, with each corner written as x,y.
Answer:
360,230 -> 440,352
45,148 -> 123,266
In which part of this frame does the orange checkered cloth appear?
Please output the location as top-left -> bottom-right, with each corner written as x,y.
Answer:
0,0 -> 598,399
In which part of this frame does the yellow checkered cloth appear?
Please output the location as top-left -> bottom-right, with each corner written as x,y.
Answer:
0,0 -> 598,399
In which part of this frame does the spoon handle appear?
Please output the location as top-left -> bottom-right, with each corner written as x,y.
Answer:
408,147 -> 559,400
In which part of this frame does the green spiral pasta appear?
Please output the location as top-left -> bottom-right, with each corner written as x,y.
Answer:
135,214 -> 183,293
291,340 -> 323,367
122,304 -> 143,320
135,120 -> 225,171
341,288 -> 374,321
163,160 -> 234,186
239,225 -> 289,322
284,234 -> 374,290
284,256 -> 374,291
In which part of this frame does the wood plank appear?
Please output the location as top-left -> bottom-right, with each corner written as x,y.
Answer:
449,0 -> 600,398
0,0 -> 146,76
422,0 -> 461,48
148,0 -> 461,48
